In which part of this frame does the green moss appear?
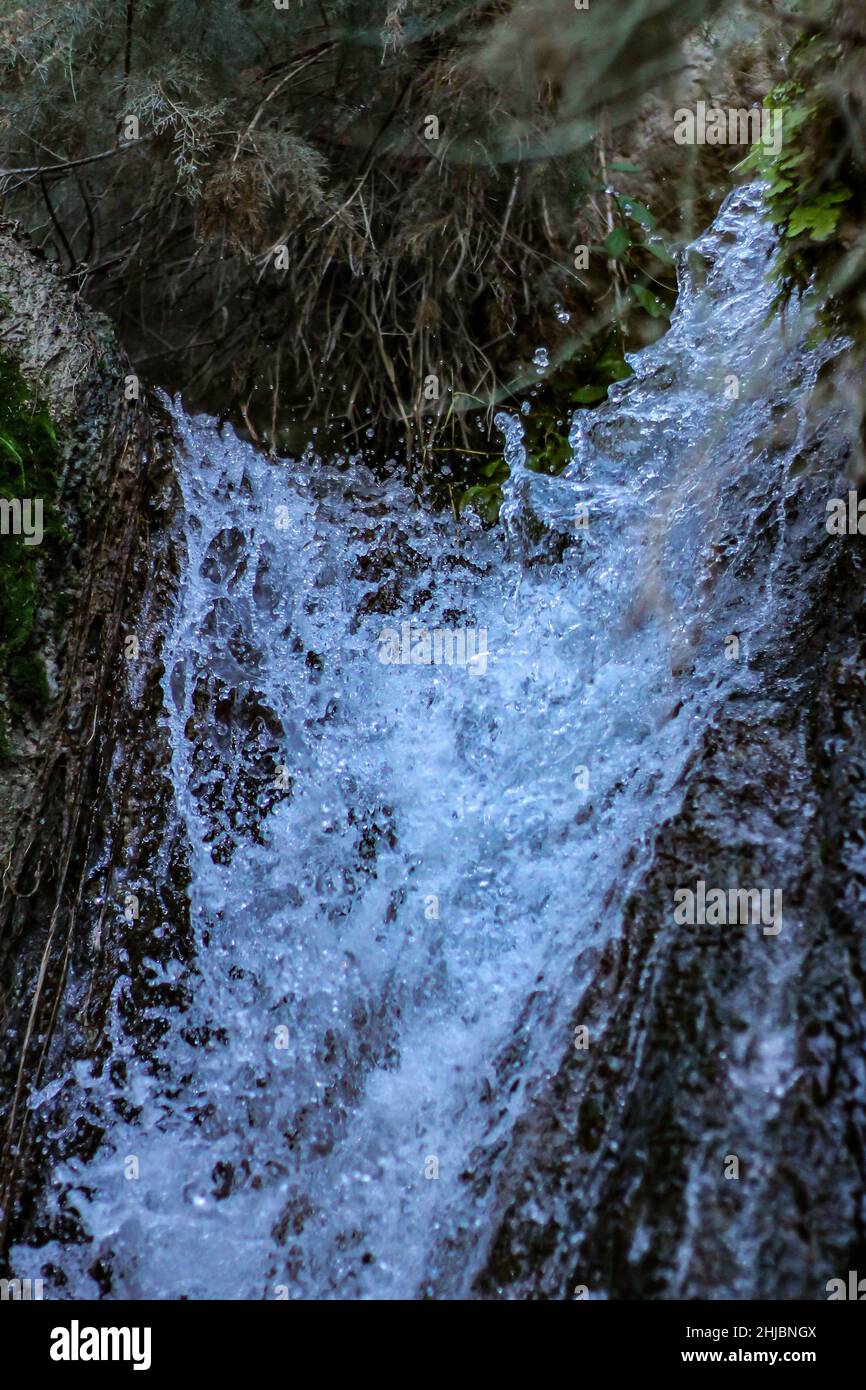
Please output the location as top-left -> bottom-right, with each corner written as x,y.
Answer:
0,349 -> 64,744
6,649 -> 51,709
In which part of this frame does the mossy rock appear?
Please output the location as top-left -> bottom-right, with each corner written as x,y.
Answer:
0,349 -> 65,742
0,220 -> 135,850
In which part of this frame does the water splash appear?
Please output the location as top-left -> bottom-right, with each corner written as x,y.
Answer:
14,184 -> 838,1298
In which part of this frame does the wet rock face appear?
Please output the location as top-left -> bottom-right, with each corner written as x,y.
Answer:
0,225 -> 181,1262
0,223 -> 148,858
470,393 -> 866,1300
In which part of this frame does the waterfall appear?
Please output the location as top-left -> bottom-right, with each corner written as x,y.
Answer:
12,183 -> 843,1299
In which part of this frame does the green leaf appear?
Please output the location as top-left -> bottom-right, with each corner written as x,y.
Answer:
601,226 -> 630,258
779,103 -> 814,135
786,187 -> 851,241
598,353 -> 633,382
459,482 -> 503,525
619,197 -> 656,229
630,283 -> 668,318
0,434 -> 23,466
609,161 -> 639,173
821,185 -> 852,205
571,385 -> 608,405
789,208 -> 839,241
481,458 -> 509,481
645,235 -> 675,265
778,149 -> 809,170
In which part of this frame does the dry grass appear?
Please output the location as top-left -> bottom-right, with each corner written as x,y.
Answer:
0,0 -> 780,463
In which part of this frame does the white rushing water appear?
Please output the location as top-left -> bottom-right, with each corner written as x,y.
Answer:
15,184 -> 831,1298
